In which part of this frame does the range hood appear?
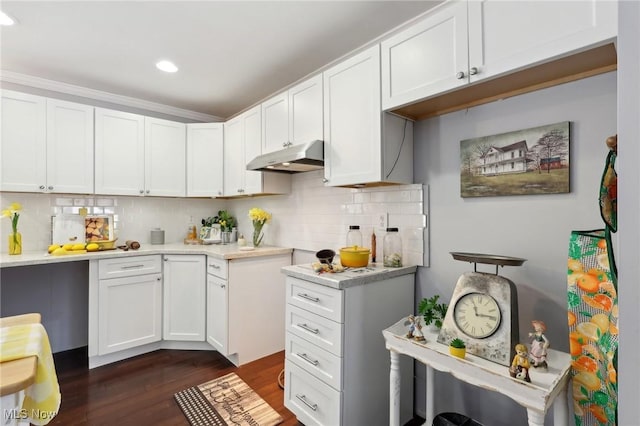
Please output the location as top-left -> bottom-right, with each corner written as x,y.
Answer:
246,140 -> 324,173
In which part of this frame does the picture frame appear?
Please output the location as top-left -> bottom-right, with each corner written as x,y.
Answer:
460,121 -> 570,197
85,215 -> 114,241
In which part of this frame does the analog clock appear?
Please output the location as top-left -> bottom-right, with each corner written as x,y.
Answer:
453,292 -> 501,339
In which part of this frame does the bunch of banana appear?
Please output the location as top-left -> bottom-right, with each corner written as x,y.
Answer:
48,242 -> 100,255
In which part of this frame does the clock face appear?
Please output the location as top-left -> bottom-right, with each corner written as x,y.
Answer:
453,292 -> 502,339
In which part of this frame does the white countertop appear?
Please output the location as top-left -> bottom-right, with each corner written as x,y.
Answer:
281,263 -> 417,289
0,243 -> 293,268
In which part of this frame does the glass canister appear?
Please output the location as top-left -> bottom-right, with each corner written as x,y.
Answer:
346,225 -> 363,248
383,227 -> 402,267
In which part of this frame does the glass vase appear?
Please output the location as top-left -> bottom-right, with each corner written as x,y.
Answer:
8,231 -> 22,255
221,231 -> 232,245
252,222 -> 265,247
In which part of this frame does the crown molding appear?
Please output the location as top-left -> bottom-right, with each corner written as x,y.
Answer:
0,70 -> 222,122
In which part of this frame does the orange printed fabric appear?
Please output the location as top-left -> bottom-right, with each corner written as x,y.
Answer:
567,230 -> 618,426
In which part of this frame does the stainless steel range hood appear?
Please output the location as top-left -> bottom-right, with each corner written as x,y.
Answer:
246,140 -> 324,173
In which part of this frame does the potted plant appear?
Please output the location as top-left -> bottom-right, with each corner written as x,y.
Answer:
449,338 -> 466,359
418,294 -> 448,331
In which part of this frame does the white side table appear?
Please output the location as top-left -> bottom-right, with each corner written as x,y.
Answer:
383,317 -> 571,426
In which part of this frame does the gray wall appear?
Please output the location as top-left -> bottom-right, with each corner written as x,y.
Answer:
413,71 -> 617,425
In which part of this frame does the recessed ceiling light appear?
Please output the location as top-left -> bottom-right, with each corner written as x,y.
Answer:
156,60 -> 178,73
0,11 -> 16,26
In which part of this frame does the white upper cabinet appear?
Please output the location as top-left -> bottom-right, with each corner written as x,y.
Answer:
224,105 -> 290,197
262,74 -> 323,154
1,90 -> 94,194
95,108 -> 146,196
323,45 -> 413,187
468,0 -> 617,83
186,123 -> 224,197
381,0 -> 617,111
145,117 -> 186,197
381,1 -> 469,110
95,109 -> 186,196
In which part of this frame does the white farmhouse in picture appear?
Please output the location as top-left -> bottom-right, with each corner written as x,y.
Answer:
478,140 -> 529,176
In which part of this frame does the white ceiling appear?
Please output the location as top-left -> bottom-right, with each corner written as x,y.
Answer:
0,1 -> 441,121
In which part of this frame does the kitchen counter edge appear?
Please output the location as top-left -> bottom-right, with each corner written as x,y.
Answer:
0,244 -> 293,268
281,264 -> 417,290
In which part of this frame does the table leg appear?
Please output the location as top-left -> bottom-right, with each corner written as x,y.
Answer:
390,350 -> 401,426
553,386 -> 569,426
425,365 -> 435,426
526,408 -> 545,426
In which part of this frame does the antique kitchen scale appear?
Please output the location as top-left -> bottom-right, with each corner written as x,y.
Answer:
437,252 -> 526,366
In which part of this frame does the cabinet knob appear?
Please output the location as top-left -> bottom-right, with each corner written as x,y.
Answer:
469,67 -> 479,76
145,190 -> 150,194
282,142 -> 288,147
220,284 -> 226,289
139,189 -> 144,194
322,178 -> 328,183
48,185 -> 54,190
456,71 -> 466,80
39,185 -> 46,190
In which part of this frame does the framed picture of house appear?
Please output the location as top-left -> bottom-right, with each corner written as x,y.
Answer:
460,121 -> 570,197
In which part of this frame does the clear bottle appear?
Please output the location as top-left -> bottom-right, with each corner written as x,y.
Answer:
383,227 -> 402,267
346,225 -> 363,248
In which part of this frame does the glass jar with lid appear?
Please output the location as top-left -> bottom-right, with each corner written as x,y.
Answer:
346,225 -> 363,248
383,227 -> 402,267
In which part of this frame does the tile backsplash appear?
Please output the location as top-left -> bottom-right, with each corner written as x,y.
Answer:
1,170 -> 427,265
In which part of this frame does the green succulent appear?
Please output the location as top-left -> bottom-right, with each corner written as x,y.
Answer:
450,338 -> 466,349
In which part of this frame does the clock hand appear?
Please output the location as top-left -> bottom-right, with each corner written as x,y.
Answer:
477,313 -> 497,320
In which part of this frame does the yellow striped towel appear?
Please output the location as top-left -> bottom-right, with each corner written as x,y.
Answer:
1,323 -> 61,425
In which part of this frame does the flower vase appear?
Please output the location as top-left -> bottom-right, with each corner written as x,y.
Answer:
252,222 -> 265,247
8,231 -> 22,255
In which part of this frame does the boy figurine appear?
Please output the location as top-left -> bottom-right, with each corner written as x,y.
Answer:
509,343 -> 531,383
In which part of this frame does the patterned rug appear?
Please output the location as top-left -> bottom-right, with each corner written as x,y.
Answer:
174,372 -> 283,426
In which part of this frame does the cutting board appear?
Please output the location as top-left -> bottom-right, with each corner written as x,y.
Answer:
51,215 -> 85,244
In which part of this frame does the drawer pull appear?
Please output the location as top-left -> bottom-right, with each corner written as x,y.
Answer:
121,264 -> 145,270
298,323 -> 319,334
295,394 -> 318,411
209,264 -> 221,269
296,352 -> 319,366
297,293 -> 320,303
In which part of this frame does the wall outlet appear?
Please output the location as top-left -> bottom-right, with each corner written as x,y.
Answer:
378,213 -> 388,229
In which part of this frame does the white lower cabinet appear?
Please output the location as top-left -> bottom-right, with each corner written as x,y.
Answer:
284,274 -> 414,426
97,256 -> 163,355
206,256 -> 228,354
163,255 -> 206,341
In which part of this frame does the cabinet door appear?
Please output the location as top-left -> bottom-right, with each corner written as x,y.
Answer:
206,274 -> 228,354
186,123 -> 224,197
145,117 -> 186,197
381,1 -> 469,110
46,99 -> 94,194
98,273 -> 162,355
469,0 -> 617,83
95,108 -> 145,195
0,90 -> 46,192
223,116 -> 244,196
163,255 -> 205,341
323,45 -> 382,187
242,105 -> 263,195
289,74 -> 323,145
262,91 -> 289,154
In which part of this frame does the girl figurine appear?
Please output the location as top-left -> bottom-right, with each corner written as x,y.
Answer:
529,320 -> 550,369
509,344 -> 531,382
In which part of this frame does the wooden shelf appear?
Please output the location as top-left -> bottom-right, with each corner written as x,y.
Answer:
390,43 -> 618,121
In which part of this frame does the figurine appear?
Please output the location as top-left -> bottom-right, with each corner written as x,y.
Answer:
406,315 -> 416,338
509,343 -> 531,383
413,316 -> 425,342
528,320 -> 550,369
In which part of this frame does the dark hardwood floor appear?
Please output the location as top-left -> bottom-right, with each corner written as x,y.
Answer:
50,348 -> 300,426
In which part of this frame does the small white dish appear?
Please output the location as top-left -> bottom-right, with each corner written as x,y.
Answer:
239,246 -> 255,251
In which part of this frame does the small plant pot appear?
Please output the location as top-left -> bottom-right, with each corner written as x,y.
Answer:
449,346 -> 466,359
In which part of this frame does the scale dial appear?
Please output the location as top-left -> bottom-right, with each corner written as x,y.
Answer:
453,292 -> 502,339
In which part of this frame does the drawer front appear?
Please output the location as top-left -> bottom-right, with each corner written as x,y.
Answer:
286,277 -> 343,322
98,255 -> 161,279
286,333 -> 342,391
285,360 -> 341,426
286,305 -> 343,357
206,256 -> 228,279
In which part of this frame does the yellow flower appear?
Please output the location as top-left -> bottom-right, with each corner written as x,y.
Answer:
248,207 -> 272,224
2,202 -> 22,232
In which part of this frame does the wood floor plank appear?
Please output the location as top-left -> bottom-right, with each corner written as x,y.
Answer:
49,349 -> 300,426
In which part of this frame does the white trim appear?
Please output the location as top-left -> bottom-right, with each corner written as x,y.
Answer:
0,70 -> 222,122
